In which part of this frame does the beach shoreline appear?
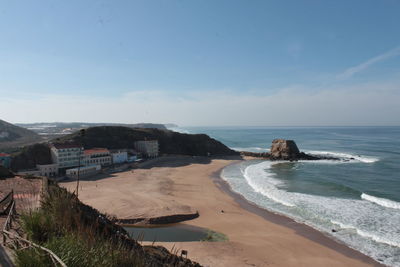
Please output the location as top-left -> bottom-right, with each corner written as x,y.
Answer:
61,156 -> 383,266
210,159 -> 383,266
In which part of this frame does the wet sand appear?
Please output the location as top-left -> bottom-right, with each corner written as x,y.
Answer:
61,156 -> 382,267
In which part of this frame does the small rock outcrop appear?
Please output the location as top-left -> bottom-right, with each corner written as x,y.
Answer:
270,139 -> 301,160
269,139 -> 338,161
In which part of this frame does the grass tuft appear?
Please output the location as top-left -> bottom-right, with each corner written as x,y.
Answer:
201,230 -> 229,242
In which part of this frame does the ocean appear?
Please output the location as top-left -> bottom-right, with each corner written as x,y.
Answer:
173,126 -> 400,267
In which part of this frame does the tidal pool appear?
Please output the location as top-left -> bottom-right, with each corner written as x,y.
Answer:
124,224 -> 209,242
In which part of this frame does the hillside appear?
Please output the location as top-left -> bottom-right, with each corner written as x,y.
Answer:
54,126 -> 238,157
10,143 -> 53,172
0,119 -> 42,150
15,122 -> 168,141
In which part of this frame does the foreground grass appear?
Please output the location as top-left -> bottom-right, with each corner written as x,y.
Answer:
16,186 -> 144,267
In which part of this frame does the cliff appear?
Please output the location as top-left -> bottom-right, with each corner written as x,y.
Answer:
54,126 -> 238,157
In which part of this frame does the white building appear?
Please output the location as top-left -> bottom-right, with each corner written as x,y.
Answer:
37,163 -> 58,177
83,148 -> 111,166
51,143 -> 83,169
66,165 -> 101,179
134,140 -> 159,158
111,150 -> 128,164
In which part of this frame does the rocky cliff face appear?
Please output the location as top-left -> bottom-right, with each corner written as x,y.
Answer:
270,139 -> 300,160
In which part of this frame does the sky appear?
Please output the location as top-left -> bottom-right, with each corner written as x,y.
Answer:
0,0 -> 400,126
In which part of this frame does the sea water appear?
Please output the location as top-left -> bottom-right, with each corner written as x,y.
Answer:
175,126 -> 400,267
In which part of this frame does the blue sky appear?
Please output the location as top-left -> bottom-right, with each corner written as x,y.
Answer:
1,0 -> 400,126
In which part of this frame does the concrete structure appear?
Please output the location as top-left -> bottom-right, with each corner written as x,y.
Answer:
66,165 -> 101,179
37,163 -> 58,177
0,153 -> 11,168
134,140 -> 159,158
83,148 -> 111,166
51,143 -> 83,169
111,150 -> 128,164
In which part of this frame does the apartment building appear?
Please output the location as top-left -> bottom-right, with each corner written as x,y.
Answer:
84,148 -> 111,166
134,140 -> 159,158
50,143 -> 83,169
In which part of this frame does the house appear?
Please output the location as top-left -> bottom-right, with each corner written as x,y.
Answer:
66,165 -> 101,179
83,148 -> 111,166
134,140 -> 159,158
50,143 -> 83,169
0,153 -> 11,168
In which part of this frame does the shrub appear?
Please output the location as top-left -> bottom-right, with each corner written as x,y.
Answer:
201,230 -> 228,242
20,210 -> 55,244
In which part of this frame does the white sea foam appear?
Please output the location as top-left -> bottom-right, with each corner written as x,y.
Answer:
331,220 -> 400,248
305,150 -> 379,163
243,161 -> 295,207
361,193 -> 400,210
231,147 -> 270,152
221,160 -> 400,266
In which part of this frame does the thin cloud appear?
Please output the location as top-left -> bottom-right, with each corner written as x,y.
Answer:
338,46 -> 400,79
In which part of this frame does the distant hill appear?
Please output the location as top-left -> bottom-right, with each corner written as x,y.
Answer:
0,119 -> 42,150
54,126 -> 238,157
17,122 -> 167,130
15,122 -> 168,140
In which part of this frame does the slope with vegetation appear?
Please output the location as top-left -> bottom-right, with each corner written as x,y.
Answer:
10,143 -> 52,172
0,119 -> 42,150
55,126 -> 238,157
16,183 -> 201,266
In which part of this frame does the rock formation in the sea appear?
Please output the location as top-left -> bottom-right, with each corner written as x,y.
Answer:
241,139 -> 340,161
269,139 -> 338,161
270,139 -> 301,160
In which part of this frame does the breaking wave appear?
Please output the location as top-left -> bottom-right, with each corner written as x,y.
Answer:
243,161 -> 295,207
361,193 -> 400,210
231,147 -> 270,152
305,150 -> 379,163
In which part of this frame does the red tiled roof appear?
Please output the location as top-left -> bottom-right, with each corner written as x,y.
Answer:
0,153 -> 10,157
84,148 -> 110,155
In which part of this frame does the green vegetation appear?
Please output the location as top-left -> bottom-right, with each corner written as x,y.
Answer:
16,184 -> 200,267
17,186 -> 144,267
55,126 -> 238,157
0,119 -> 41,150
0,165 -> 14,179
201,230 -> 229,242
10,143 -> 52,172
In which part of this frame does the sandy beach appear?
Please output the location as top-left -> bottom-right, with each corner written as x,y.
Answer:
61,156 -> 381,267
